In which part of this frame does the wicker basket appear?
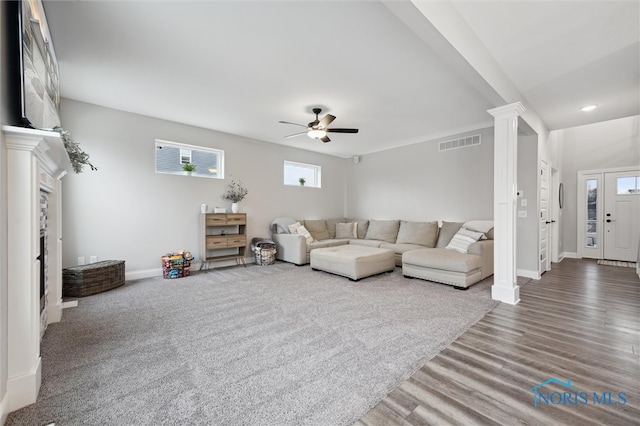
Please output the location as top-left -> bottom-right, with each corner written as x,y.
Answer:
253,247 -> 276,266
63,260 -> 125,297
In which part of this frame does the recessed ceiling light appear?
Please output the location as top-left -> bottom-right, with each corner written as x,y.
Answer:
580,104 -> 598,112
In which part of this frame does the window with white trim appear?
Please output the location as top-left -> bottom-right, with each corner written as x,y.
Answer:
155,139 -> 224,178
284,161 -> 321,188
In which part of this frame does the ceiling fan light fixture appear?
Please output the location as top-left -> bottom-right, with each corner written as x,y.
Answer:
580,104 -> 598,112
308,129 -> 327,139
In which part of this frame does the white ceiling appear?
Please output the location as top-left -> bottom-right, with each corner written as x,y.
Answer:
43,0 -> 639,158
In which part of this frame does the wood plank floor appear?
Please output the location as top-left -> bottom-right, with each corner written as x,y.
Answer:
357,258 -> 640,426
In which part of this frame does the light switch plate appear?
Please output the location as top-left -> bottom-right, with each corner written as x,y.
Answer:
521,199 -> 528,207
518,210 -> 527,218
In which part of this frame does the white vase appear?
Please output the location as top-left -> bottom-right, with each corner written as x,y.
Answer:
231,202 -> 239,213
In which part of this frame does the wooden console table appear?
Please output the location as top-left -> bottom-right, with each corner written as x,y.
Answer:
200,213 -> 247,269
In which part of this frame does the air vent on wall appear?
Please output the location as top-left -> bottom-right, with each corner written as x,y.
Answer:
439,134 -> 481,152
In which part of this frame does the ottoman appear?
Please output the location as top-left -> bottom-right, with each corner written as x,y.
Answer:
310,245 -> 395,281
402,248 -> 482,289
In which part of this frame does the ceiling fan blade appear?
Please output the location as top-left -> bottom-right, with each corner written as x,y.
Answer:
284,131 -> 307,139
321,135 -> 331,143
318,114 -> 336,128
326,128 -> 359,133
278,120 -> 308,128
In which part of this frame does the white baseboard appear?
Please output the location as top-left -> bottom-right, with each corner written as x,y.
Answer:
560,252 -> 579,260
517,269 -> 541,280
0,391 -> 9,425
125,268 -> 163,280
7,357 -> 41,412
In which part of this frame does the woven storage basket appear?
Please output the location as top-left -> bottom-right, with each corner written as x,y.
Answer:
63,260 -> 125,297
253,247 -> 276,266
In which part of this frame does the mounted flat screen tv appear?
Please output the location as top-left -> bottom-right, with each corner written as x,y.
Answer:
7,0 -> 61,129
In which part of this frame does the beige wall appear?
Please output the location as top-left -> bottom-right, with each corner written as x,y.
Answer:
60,99 -> 348,275
556,116 -> 640,255
345,127 -> 494,222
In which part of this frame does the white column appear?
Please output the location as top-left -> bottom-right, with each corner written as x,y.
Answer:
6,138 -> 42,411
488,103 -> 526,305
3,126 -> 68,411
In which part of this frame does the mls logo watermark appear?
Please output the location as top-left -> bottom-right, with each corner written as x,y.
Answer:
530,378 -> 627,408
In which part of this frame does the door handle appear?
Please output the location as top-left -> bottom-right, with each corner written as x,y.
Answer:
606,219 -> 615,223
545,221 -> 551,224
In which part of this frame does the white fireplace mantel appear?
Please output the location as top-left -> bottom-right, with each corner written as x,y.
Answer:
2,125 -> 70,412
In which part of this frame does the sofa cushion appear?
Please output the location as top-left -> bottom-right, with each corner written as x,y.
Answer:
303,220 -> 330,241
436,221 -> 464,248
380,242 -> 424,254
464,220 -> 494,240
350,239 -> 383,248
307,239 -> 349,252
365,220 -> 400,243
325,218 -> 346,239
335,222 -> 357,239
347,219 -> 370,239
403,248 -> 482,273
396,221 -> 438,247
446,228 -> 484,254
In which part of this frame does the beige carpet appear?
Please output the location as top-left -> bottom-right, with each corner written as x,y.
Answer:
8,262 -> 498,426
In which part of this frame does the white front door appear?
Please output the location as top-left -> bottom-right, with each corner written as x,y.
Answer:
604,171 -> 640,262
539,160 -> 550,272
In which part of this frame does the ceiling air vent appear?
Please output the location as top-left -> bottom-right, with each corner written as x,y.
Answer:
439,134 -> 481,152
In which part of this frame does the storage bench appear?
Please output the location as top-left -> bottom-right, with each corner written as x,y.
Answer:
63,260 -> 125,297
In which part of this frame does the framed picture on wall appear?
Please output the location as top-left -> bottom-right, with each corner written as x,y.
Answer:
8,0 -> 61,129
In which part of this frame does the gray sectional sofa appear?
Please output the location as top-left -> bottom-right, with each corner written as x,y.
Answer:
271,218 -> 494,289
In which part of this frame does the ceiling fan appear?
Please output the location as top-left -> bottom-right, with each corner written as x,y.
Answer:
279,108 -> 359,143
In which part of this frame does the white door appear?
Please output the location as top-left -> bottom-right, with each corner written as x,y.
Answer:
539,160 -> 550,272
604,171 -> 640,261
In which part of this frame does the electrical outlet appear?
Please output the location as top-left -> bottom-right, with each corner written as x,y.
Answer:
518,210 -> 527,218
90,256 -> 98,263
78,256 -> 85,265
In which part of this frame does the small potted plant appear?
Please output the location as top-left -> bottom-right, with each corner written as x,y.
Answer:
222,176 -> 248,213
182,163 -> 196,175
299,177 -> 306,186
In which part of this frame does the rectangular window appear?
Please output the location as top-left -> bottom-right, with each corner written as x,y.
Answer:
284,161 -> 321,188
617,176 -> 640,194
585,179 -> 597,247
155,139 -> 224,178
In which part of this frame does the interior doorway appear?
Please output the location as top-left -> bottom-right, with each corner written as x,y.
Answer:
578,167 -> 640,261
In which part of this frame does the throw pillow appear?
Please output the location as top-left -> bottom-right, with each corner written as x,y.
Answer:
288,221 -> 302,234
347,219 -> 369,239
396,221 -> 439,247
303,220 -> 330,241
365,220 -> 400,243
325,218 -> 346,239
296,225 -> 314,245
335,222 -> 357,239
436,221 -> 464,248
446,228 -> 484,254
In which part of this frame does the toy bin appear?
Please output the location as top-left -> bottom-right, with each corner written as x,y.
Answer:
161,254 -> 191,278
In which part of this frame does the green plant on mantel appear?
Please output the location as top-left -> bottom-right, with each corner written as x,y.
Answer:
53,126 -> 97,174
222,176 -> 248,203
